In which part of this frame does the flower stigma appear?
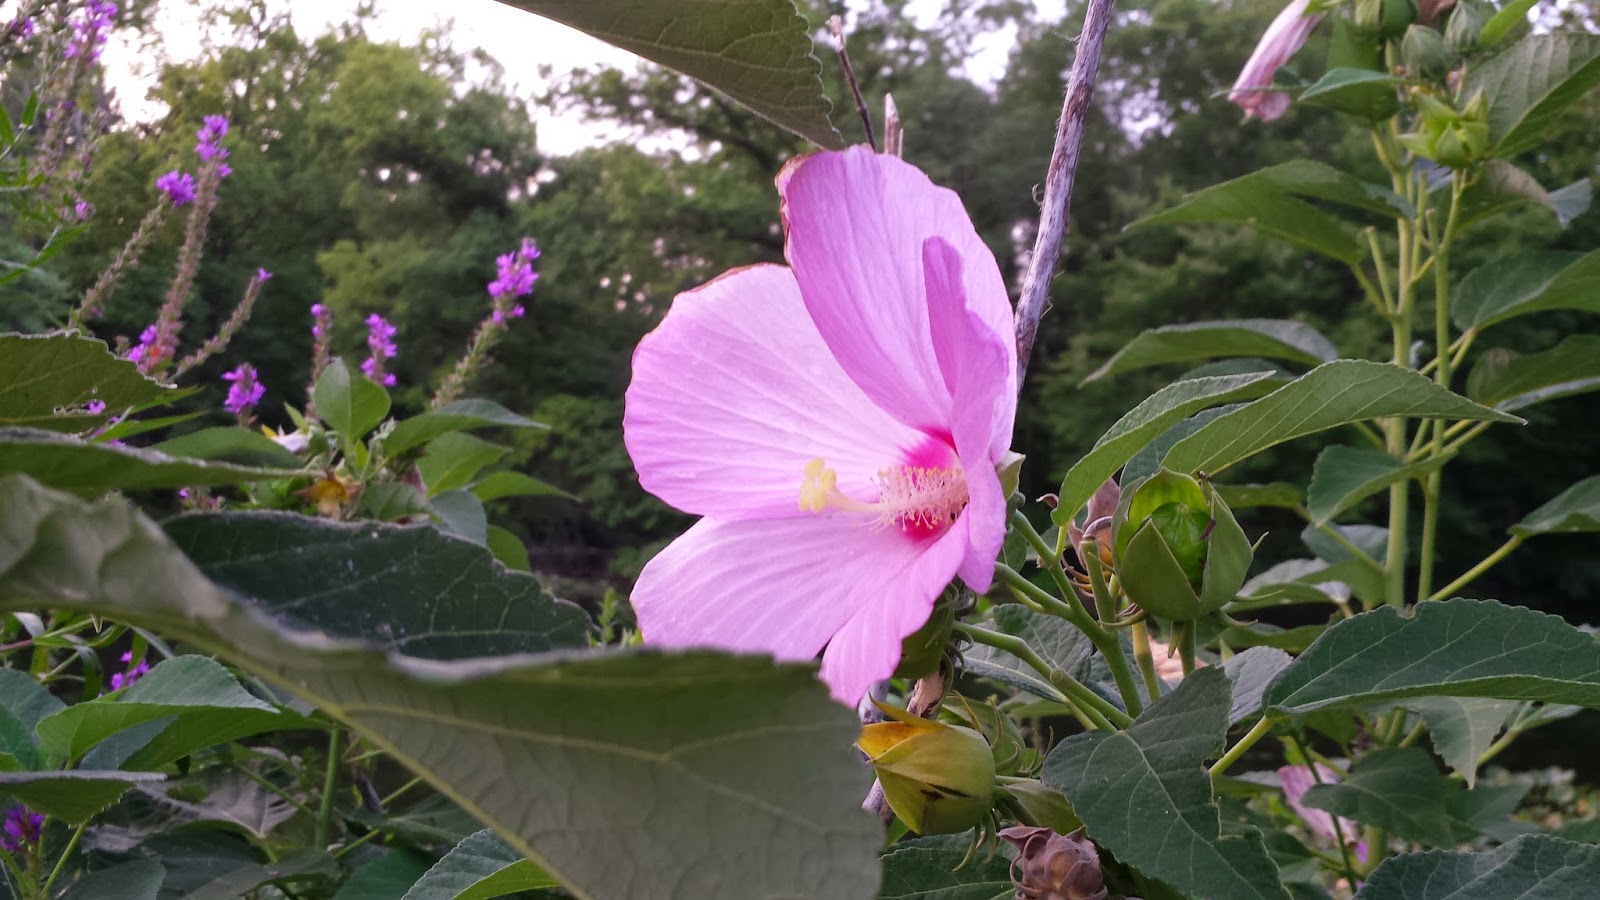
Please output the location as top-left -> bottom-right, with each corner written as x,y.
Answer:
799,457 -> 968,535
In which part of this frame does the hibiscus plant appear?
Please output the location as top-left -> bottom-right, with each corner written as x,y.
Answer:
3,0 -> 1600,899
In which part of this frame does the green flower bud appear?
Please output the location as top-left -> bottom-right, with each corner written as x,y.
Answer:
1112,470 -> 1254,621
860,703 -> 995,835
1000,779 -> 1083,834
1444,0 -> 1488,51
1401,91 -> 1487,167
1356,0 -> 1417,38
895,589 -> 955,679
1401,24 -> 1455,80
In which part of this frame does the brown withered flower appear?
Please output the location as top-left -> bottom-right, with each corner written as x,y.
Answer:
999,825 -> 1108,900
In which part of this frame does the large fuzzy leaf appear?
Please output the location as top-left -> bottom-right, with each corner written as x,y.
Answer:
1084,319 -> 1337,383
0,332 -> 170,432
1354,834 -> 1600,899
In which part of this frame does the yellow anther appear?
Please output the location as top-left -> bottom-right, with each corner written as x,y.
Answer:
799,457 -> 838,513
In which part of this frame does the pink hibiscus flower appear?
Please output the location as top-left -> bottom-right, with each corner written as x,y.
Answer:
623,147 -> 1017,705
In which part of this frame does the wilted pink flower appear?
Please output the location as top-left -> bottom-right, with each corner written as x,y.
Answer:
1229,0 -> 1323,121
156,170 -> 196,206
222,363 -> 264,416
624,148 -> 1017,704
1279,764 -> 1369,862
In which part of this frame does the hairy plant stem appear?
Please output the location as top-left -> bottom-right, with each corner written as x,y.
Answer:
1176,620 -> 1196,677
39,822 -> 84,896
1079,553 -> 1143,717
1209,716 -> 1273,777
1427,535 -> 1526,601
1417,174 -> 1468,603
314,727 -> 342,850
1382,130 -> 1418,610
1128,619 -> 1163,701
955,623 -> 1116,730
1012,0 -> 1117,384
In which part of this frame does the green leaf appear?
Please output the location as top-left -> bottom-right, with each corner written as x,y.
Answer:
62,859 -> 166,900
34,655 -> 289,766
1454,161 -> 1585,232
428,489 -> 488,545
1478,0 -> 1537,47
1084,319 -> 1337,383
0,668 -> 64,769
417,433 -> 507,497
163,512 -> 590,659
1161,361 -> 1519,476
402,830 -> 559,900
0,475 -> 881,900
1223,647 -> 1293,726
0,333 -> 170,431
312,358 -> 390,442
1468,336 -> 1600,412
179,850 -> 339,900
1042,668 -> 1290,900
1123,406 -> 1239,484
359,481 -> 431,522
484,526 -> 531,572
1408,697 -> 1518,787
0,428 -> 304,493
334,850 -> 435,900
1306,445 -> 1451,525
1129,178 -> 1364,263
1453,250 -> 1600,331
1218,622 -> 1327,654
877,833 -> 1014,900
1298,67 -> 1402,119
1464,33 -> 1600,156
471,470 -> 571,502
496,0 -> 840,149
1354,833 -> 1600,899
1053,372 -> 1278,525
1302,747 -> 1466,847
0,769 -> 164,822
1511,475 -> 1600,536
385,399 -> 545,456
1213,482 -> 1304,510
152,427 -> 304,469
1265,599 -> 1600,715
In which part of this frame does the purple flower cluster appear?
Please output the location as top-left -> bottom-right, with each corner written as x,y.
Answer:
310,303 -> 329,339
126,323 -> 163,371
6,17 -> 34,41
0,806 -> 42,854
195,115 -> 231,178
156,170 -> 196,206
222,363 -> 264,417
108,651 -> 149,691
63,1 -> 116,61
487,238 -> 541,324
85,399 -> 106,415
361,314 -> 398,387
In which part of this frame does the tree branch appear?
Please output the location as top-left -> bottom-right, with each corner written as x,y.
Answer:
1013,0 -> 1117,388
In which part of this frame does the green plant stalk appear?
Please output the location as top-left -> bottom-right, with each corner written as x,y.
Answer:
1128,619 -> 1163,702
1176,620 -> 1196,677
1381,134 -> 1419,610
1294,733 -> 1362,886
314,727 -> 343,850
1208,716 -> 1273,777
39,822 -> 84,896
1417,175 -> 1467,603
1080,551 -> 1144,717
956,622 -> 1125,729
1427,535 -> 1526,601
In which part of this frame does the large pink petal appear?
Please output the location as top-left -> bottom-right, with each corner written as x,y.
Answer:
624,264 -> 924,519
779,148 -> 1015,434
633,516 -> 959,697
819,524 -> 969,704
923,236 -> 1013,590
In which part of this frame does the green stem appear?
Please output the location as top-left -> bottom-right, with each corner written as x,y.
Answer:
1129,619 -> 1163,702
1081,552 -> 1144,717
1426,535 -> 1525,602
1010,507 -> 1058,568
40,822 -> 85,896
1417,175 -> 1466,604
1209,716 -> 1274,777
954,622 -> 1111,729
1176,620 -> 1196,677
1294,734 -> 1361,886
315,727 -> 343,850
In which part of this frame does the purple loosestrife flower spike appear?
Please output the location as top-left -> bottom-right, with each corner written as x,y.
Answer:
0,806 -> 44,854
362,313 -> 398,387
126,324 -> 162,372
156,170 -> 196,206
108,651 -> 150,691
432,237 -> 541,407
222,363 -> 264,417
64,1 -> 116,61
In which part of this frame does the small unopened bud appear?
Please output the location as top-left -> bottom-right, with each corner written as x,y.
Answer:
1356,0 -> 1417,36
999,826 -> 1108,900
1401,24 -> 1455,80
859,702 -> 995,835
1111,470 -> 1253,620
1444,0 -> 1488,51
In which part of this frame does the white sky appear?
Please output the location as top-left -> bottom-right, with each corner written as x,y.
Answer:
88,0 -> 1067,155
